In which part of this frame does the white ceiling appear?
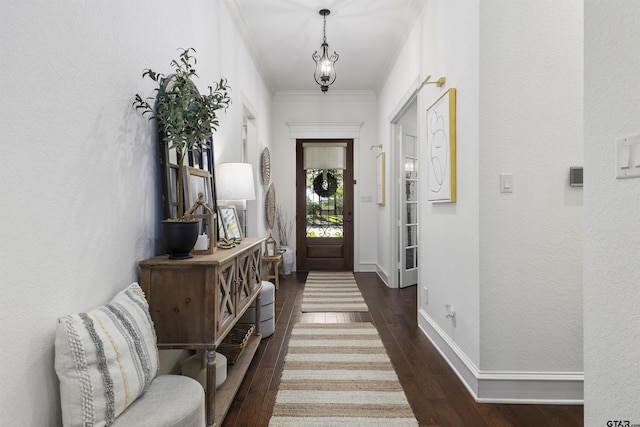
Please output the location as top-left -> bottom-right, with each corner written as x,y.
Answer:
225,0 -> 428,94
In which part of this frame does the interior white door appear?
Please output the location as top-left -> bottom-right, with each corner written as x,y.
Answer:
400,132 -> 418,288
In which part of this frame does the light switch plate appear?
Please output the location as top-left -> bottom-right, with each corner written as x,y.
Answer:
616,134 -> 640,179
500,173 -> 513,193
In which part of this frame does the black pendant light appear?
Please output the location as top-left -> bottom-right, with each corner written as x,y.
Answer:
312,9 -> 339,93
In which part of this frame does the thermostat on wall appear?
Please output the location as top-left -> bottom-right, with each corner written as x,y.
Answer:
569,167 -> 583,187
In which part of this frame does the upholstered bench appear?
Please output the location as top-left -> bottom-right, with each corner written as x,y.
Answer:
55,282 -> 205,427
111,375 -> 204,427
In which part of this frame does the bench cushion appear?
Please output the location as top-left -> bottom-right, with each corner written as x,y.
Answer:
55,282 -> 159,426
111,375 -> 204,427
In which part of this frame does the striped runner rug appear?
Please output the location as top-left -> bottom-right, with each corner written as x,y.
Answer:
269,323 -> 418,426
301,271 -> 368,312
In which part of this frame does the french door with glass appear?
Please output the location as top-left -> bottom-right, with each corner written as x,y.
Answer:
399,130 -> 418,288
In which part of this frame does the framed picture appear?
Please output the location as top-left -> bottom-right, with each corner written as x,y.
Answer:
218,205 -> 243,240
184,167 -> 216,254
426,88 -> 457,202
376,152 -> 385,205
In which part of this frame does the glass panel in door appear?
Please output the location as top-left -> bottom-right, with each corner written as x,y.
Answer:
401,134 -> 418,288
306,169 -> 344,238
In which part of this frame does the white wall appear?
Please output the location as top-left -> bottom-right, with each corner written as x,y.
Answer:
379,0 -> 584,402
479,1 -> 584,373
271,91 -> 378,272
0,1 -> 271,425
420,0 -> 483,371
584,1 -> 640,424
378,0 -> 482,375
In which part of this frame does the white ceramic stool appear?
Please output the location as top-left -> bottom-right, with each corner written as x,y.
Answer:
240,281 -> 275,337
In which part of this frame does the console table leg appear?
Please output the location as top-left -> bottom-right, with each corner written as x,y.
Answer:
206,349 -> 216,427
255,290 -> 262,337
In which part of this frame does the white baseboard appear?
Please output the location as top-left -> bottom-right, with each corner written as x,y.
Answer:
375,266 -> 390,286
356,262 -> 378,273
417,309 -> 584,404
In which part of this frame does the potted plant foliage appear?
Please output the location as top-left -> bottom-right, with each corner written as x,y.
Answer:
134,48 -> 231,258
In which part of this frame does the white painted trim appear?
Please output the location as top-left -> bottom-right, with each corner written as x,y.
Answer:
287,122 -> 364,271
240,91 -> 261,238
388,76 -> 422,122
287,122 -> 364,139
276,90 -> 376,102
418,308 -> 480,398
357,262 -> 377,273
376,266 -> 390,287
388,77 -> 422,289
240,91 -> 257,120
418,309 -> 584,404
223,0 -> 274,95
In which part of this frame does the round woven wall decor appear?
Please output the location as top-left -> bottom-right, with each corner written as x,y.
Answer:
313,171 -> 338,198
261,147 -> 271,186
265,183 -> 276,229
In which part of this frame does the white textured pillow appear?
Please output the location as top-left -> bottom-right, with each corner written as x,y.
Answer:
55,282 -> 159,427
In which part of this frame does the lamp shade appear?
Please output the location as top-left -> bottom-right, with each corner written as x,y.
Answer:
216,163 -> 256,201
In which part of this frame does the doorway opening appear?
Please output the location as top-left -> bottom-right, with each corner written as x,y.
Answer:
392,99 -> 419,288
296,139 -> 354,271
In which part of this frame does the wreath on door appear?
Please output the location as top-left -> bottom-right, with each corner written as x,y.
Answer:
313,171 -> 338,198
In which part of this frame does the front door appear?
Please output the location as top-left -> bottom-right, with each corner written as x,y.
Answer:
296,139 -> 354,271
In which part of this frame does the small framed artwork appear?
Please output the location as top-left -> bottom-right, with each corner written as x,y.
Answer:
218,205 -> 243,240
426,88 -> 457,202
376,152 -> 385,205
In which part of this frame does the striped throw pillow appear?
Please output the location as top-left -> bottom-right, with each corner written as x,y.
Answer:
55,282 -> 159,427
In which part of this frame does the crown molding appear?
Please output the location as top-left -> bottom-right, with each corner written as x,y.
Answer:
286,121 -> 364,140
274,90 -> 376,103
223,0 -> 275,96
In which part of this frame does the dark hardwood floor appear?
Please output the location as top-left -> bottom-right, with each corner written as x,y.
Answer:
222,272 -> 584,427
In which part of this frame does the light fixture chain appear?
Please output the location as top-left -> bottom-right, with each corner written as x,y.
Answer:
323,14 -> 327,43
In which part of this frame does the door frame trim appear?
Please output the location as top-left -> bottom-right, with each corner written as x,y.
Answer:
286,122 -> 363,271
388,76 -> 424,288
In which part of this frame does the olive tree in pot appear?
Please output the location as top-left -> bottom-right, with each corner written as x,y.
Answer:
134,48 -> 231,259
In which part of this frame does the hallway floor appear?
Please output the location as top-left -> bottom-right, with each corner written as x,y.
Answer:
221,272 -> 583,427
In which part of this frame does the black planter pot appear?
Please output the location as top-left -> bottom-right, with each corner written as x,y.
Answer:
161,220 -> 199,259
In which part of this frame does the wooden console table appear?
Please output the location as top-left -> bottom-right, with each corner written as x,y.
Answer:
139,237 -> 264,427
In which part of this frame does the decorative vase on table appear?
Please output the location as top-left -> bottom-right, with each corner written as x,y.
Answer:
161,220 -> 199,259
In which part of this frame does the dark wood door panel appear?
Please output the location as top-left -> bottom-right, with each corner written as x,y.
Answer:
304,258 -> 346,270
296,139 -> 354,271
306,242 -> 344,258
